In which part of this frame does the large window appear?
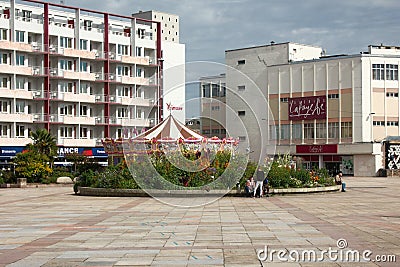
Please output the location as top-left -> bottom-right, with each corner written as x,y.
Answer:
280,124 -> 290,140
60,82 -> 73,93
341,122 -> 352,138
117,66 -> 129,76
328,122 -> 339,139
16,77 -> 25,89
304,123 -> 314,139
16,125 -> 25,137
292,124 -> 302,139
0,100 -> 9,113
117,107 -> 127,118
60,127 -> 73,138
0,53 -> 8,64
117,44 -> 128,55
373,64 -> 399,81
60,59 -> 73,70
202,84 -> 210,98
59,36 -> 72,48
80,127 -> 88,138
80,105 -> 88,116
15,31 -> 24,43
386,64 -> 399,80
212,84 -> 219,97
0,29 -> 7,41
16,54 -> 25,66
80,39 -> 88,50
60,105 -> 73,116
15,101 -> 25,114
80,61 -> 88,72
80,83 -> 90,94
316,123 -> 326,139
0,124 -> 8,137
117,86 -> 129,97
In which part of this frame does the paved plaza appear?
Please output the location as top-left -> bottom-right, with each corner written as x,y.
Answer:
0,177 -> 399,266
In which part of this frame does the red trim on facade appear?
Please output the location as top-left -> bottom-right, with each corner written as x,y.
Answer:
157,21 -> 163,122
43,3 -> 50,131
104,13 -> 110,138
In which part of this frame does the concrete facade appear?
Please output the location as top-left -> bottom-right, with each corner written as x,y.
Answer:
226,42 -> 400,176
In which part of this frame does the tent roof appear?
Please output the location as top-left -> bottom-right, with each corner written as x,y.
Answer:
134,114 -> 204,141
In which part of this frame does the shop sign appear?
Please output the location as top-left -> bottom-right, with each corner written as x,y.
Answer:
296,144 -> 337,154
289,96 -> 326,121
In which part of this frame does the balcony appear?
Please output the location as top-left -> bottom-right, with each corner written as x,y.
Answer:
63,48 -> 97,59
63,116 -> 96,125
59,138 -> 97,147
0,40 -> 33,52
62,92 -> 96,103
0,88 -> 33,99
0,113 -> 33,123
95,117 -> 107,124
121,55 -> 150,65
109,95 -> 154,106
63,71 -> 96,81
0,138 -> 31,147
0,64 -> 32,76
95,95 -> 107,103
109,117 -> 151,127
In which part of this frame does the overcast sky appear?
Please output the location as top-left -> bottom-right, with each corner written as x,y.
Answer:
62,0 -> 400,118
64,0 -> 400,62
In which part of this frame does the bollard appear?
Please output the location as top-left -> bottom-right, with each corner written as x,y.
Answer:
17,178 -> 27,188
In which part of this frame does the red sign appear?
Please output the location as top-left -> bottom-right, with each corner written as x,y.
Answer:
289,96 -> 326,121
296,144 -> 338,154
166,102 -> 183,111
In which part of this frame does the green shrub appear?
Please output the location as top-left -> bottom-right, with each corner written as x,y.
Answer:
268,162 -> 291,188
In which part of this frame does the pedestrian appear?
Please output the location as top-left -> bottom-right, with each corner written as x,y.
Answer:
254,167 -> 264,197
245,177 -> 255,197
263,176 -> 270,197
335,171 -> 346,192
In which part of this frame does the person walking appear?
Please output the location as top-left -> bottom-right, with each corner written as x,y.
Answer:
335,171 -> 346,192
254,167 -> 265,197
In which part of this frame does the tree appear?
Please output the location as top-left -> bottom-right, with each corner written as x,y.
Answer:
28,129 -> 57,157
14,151 -> 52,183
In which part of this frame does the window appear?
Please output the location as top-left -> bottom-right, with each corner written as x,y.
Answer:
136,68 -> 142,77
16,77 -> 25,89
117,107 -> 127,118
280,97 -> 288,103
0,124 -> 8,137
16,31 -> 24,43
211,105 -> 220,111
60,82 -> 73,93
280,125 -> 290,140
116,128 -> 123,139
202,84 -> 210,98
328,122 -> 339,139
0,53 -> 8,64
238,85 -> 246,91
83,20 -> 92,30
136,47 -> 142,57
304,123 -> 314,139
238,60 -> 246,65
210,84 -> 219,97
373,121 -> 385,126
60,105 -> 73,116
80,83 -> 90,94
221,84 -> 226,97
117,87 -> 129,97
16,125 -> 25,137
238,110 -> 245,116
80,127 -> 88,138
341,122 -> 352,138
136,108 -> 142,119
386,64 -> 398,80
80,105 -> 88,116
16,54 -> 25,66
386,92 -> 399,97
60,59 -> 73,70
80,61 -> 88,72
0,100 -> 8,113
15,101 -> 25,114
80,39 -> 88,50
328,94 -> 339,99
212,129 -> 220,134
117,44 -> 128,55
60,127 -> 73,138
59,36 -> 72,48
117,66 -> 129,76
238,136 -> 246,141
1,77 -> 8,88
202,129 -> 210,134
316,123 -> 326,139
387,121 -> 399,126
372,64 -> 385,80
292,124 -> 302,139
0,29 -> 7,41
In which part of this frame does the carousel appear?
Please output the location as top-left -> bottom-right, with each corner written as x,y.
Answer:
102,114 -> 239,165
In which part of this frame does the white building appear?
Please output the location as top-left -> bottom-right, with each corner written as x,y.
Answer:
0,0 -> 184,163
226,42 -> 400,176
132,10 -> 185,123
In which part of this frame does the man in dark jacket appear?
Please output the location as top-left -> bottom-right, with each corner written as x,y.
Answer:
254,167 -> 264,197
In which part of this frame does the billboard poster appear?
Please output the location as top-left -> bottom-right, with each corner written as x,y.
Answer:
289,96 -> 327,121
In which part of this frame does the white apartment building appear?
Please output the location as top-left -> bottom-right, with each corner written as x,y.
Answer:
226,42 -> 400,176
0,0 -> 185,164
199,73 -> 226,138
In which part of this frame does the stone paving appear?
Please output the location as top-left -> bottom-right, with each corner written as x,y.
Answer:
0,177 -> 399,266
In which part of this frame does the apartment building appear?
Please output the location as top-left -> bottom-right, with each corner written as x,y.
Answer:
199,73 -> 226,139
226,42 -> 400,176
0,0 -> 169,164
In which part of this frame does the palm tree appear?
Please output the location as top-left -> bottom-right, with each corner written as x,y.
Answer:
28,129 -> 57,158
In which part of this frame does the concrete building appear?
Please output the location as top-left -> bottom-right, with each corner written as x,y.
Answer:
226,42 -> 400,176
132,10 -> 185,123
199,73 -> 226,139
0,0 -> 184,164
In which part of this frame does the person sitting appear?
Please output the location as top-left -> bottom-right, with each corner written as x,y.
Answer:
263,176 -> 270,197
335,171 -> 346,192
245,177 -> 255,197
